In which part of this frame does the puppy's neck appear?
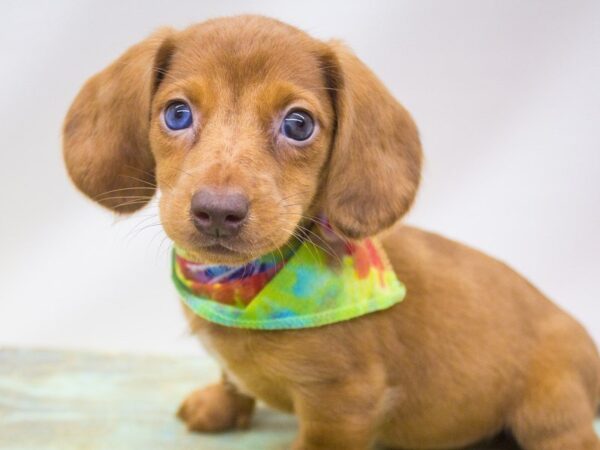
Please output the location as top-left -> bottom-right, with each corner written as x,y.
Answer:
174,240 -> 300,306
173,233 -> 406,330
173,218 -> 340,306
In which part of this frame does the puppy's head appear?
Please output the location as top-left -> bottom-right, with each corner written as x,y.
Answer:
63,16 -> 422,264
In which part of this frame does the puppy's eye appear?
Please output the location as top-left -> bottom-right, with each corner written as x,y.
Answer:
164,101 -> 193,130
280,110 -> 314,142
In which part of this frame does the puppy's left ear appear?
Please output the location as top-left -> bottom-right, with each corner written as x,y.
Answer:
319,42 -> 423,239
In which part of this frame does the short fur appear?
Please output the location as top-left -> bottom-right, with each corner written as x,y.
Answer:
63,15 -> 600,450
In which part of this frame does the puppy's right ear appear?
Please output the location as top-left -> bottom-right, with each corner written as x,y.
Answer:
63,28 -> 174,213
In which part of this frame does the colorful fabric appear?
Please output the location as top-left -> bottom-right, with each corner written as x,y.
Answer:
172,238 -> 406,330
174,243 -> 298,306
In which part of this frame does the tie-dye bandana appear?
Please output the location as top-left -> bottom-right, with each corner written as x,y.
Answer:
172,238 -> 406,330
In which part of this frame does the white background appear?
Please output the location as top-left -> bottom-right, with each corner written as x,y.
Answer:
1,1 -> 598,356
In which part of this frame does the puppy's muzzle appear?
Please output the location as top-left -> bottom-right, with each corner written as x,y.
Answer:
190,188 -> 249,238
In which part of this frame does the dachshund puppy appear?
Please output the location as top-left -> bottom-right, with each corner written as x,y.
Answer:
63,15 -> 600,450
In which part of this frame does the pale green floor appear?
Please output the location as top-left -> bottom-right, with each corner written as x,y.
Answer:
0,349 -> 598,450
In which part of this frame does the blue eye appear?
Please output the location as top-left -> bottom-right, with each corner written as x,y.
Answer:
281,110 -> 314,142
164,101 -> 193,130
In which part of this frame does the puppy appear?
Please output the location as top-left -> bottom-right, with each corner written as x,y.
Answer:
63,15 -> 600,450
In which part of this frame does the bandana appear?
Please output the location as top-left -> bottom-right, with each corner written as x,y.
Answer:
172,237 -> 406,330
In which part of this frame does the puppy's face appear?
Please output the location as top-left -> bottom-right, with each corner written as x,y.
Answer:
63,16 -> 422,264
150,22 -> 334,263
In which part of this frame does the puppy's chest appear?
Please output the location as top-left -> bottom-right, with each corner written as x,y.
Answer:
196,324 -> 295,411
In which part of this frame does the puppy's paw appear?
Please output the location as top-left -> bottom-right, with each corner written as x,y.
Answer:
177,383 -> 255,433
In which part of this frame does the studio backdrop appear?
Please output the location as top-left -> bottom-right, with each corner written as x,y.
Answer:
1,0 -> 598,355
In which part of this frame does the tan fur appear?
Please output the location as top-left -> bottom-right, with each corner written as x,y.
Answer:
177,374 -> 255,432
63,15 -> 600,450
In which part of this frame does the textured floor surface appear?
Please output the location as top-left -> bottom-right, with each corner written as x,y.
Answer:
0,348 -> 598,450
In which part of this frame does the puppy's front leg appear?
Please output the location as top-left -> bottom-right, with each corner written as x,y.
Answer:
177,373 -> 255,432
291,379 -> 384,450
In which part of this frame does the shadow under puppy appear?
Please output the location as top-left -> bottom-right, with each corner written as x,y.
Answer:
63,15 -> 600,450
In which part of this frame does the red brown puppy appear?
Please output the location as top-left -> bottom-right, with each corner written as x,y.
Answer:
63,15 -> 600,450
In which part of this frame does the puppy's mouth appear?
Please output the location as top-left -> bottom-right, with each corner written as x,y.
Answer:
176,223 -> 309,265
177,236 -> 274,265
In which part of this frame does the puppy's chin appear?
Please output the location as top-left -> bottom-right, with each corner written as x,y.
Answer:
174,238 -> 289,266
170,222 -> 302,265
179,244 -> 254,266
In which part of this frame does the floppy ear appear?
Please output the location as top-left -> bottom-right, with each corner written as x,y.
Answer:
319,41 -> 423,239
63,28 -> 174,213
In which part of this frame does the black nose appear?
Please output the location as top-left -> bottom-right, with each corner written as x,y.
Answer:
190,188 -> 249,238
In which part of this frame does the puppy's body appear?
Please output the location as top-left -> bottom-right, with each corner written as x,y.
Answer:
182,226 -> 600,449
62,15 -> 600,449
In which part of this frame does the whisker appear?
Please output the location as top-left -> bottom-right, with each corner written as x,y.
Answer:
294,224 -> 341,265
124,214 -> 159,238
111,200 -> 155,209
149,228 -> 168,252
304,216 -> 350,245
126,222 -> 163,240
126,223 -> 163,244
98,195 -> 155,201
95,186 -> 156,200
276,210 -> 350,248
119,174 -> 157,188
290,229 -> 322,267
279,202 -> 307,209
157,235 -> 172,259
264,234 -> 286,268
123,165 -> 157,181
